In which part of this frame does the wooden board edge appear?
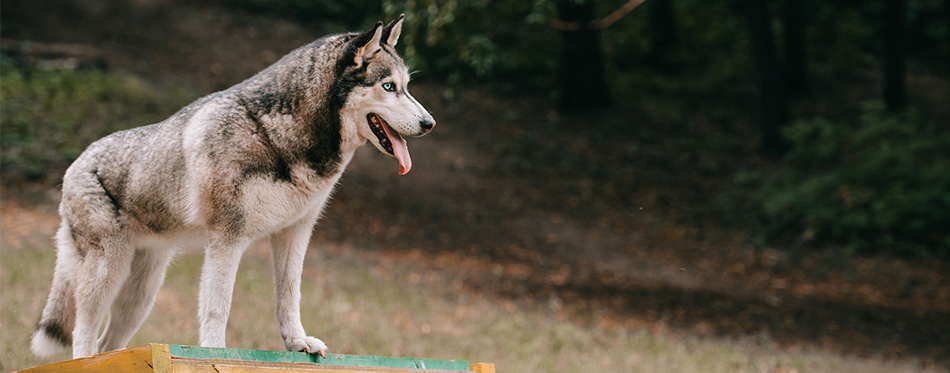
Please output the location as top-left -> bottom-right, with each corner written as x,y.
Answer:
167,356 -> 474,373
149,343 -> 172,372
165,345 -> 471,370
15,344 -> 154,373
470,363 -> 495,373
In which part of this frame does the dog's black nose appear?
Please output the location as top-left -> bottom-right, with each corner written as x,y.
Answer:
420,118 -> 435,132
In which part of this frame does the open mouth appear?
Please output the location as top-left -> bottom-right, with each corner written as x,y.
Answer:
366,113 -> 412,175
367,113 -> 394,154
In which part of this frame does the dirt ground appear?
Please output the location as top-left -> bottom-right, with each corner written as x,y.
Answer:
2,0 -> 948,368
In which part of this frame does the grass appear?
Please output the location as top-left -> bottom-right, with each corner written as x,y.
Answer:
0,233 -> 941,372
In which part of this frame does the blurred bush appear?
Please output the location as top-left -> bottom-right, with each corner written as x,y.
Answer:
0,62 -> 194,180
379,0 -> 752,94
381,0 -> 557,93
733,102 -> 950,258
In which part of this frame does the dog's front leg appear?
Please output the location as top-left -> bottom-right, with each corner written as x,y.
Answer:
197,237 -> 251,348
270,217 -> 328,358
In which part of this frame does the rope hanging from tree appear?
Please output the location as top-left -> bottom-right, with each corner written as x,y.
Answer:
551,0 -> 648,31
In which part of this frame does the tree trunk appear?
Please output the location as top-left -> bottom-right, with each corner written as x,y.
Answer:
647,0 -> 679,73
745,0 -> 790,157
883,0 -> 908,111
783,0 -> 809,97
556,0 -> 611,112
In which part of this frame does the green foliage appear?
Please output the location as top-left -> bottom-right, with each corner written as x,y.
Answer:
740,102 -> 950,257
379,0 -> 760,96
816,8 -> 878,74
0,66 -> 193,179
382,0 -> 557,91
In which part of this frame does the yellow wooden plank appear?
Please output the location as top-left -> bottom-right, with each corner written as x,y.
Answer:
469,363 -> 495,373
16,344 -> 154,373
151,343 -> 173,373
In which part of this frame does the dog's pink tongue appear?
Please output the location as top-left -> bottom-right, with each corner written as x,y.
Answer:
382,124 -> 411,175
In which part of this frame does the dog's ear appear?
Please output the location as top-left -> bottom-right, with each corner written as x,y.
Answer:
382,14 -> 405,47
353,21 -> 384,68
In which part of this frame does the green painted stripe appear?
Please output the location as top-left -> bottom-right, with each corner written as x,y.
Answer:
167,345 -> 471,371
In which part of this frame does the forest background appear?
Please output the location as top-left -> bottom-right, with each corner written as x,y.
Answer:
1,0 -> 948,371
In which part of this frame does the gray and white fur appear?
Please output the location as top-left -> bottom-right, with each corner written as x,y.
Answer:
31,15 -> 434,359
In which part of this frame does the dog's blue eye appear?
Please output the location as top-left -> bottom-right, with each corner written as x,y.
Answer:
382,82 -> 395,92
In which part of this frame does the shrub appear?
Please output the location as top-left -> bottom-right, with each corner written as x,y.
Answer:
381,0 -> 556,91
742,102 -> 950,258
0,64 -> 193,180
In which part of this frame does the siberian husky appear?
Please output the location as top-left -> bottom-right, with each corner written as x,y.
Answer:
31,15 -> 434,359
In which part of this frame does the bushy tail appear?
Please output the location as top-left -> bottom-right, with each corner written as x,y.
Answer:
31,320 -> 71,357
31,224 -> 79,357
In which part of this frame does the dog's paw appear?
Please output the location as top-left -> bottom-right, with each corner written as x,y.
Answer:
285,336 -> 328,358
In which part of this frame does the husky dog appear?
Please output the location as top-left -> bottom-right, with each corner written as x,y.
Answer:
31,15 -> 433,359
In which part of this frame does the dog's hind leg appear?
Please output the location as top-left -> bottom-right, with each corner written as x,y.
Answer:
97,247 -> 175,353
197,236 -> 252,348
269,213 -> 327,357
69,232 -> 134,358
57,167 -> 136,358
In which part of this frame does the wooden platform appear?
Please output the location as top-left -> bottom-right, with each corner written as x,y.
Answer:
18,344 -> 495,373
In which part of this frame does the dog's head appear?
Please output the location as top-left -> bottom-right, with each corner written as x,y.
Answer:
339,15 -> 435,175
